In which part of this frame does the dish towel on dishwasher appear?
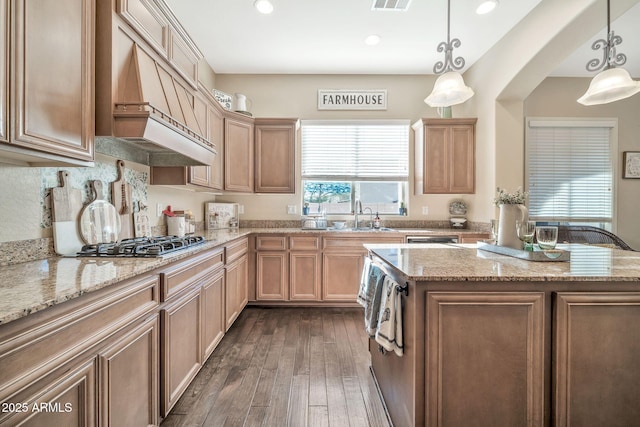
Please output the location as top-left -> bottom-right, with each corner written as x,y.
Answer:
375,276 -> 404,356
357,258 -> 386,336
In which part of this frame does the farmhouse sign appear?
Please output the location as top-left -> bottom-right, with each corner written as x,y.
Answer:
317,89 -> 387,110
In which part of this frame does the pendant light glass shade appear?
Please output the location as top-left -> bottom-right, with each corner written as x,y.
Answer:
577,67 -> 640,106
425,71 -> 475,107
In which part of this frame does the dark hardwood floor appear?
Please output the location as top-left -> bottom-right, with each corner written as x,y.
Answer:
161,307 -> 392,427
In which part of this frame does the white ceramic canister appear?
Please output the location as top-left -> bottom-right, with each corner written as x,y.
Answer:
167,216 -> 186,237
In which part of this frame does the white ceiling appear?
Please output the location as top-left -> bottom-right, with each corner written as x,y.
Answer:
164,0 -> 640,77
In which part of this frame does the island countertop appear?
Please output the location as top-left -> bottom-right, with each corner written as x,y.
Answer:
366,243 -> 640,282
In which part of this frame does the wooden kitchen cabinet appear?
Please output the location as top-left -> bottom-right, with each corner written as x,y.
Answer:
254,118 -> 298,193
322,235 -> 404,302
413,118 -> 476,194
160,288 -> 201,416
99,314 -> 159,427
225,238 -> 249,330
425,292 -> 545,426
290,236 -> 322,301
256,236 -> 289,301
201,268 -> 225,360
554,292 -> 640,426
0,0 -> 94,166
224,113 -> 255,193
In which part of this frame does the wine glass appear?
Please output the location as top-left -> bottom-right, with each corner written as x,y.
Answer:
516,220 -> 536,250
490,219 -> 499,243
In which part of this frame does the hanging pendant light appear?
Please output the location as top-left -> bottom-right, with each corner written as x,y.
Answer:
425,0 -> 474,107
577,0 -> 640,105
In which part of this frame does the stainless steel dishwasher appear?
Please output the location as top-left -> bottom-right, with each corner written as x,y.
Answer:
406,235 -> 459,244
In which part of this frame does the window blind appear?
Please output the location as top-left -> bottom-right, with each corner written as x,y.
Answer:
526,120 -> 614,223
301,120 -> 409,181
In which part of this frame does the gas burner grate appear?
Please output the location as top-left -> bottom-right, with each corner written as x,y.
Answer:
77,236 -> 206,257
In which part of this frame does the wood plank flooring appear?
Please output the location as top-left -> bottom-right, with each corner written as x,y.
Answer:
161,307 -> 391,427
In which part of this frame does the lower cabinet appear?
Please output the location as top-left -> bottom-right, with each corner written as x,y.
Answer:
322,235 -> 404,302
425,292 -> 545,426
554,292 -> 640,426
290,251 -> 321,300
161,288 -> 202,417
99,314 -> 159,427
225,253 -> 248,330
1,356 -> 98,426
201,269 -> 225,360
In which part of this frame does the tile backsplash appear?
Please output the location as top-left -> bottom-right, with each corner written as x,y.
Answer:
0,156 -> 148,243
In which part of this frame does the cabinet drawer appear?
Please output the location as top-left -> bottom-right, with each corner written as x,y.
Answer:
161,248 -> 224,301
323,236 -> 405,251
256,236 -> 287,251
226,238 -> 249,264
290,236 -> 320,251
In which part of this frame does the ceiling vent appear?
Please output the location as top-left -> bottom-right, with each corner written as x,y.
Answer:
371,0 -> 411,11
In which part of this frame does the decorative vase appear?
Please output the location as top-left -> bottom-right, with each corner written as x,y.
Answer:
497,204 -> 528,249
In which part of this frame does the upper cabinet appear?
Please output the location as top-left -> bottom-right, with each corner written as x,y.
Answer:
0,0 -> 95,166
224,113 -> 254,193
254,118 -> 298,194
413,118 -> 477,194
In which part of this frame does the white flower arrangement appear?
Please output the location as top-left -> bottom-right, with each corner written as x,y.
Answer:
494,187 -> 528,206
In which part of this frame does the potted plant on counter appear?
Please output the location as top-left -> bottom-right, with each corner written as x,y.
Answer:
494,187 -> 529,249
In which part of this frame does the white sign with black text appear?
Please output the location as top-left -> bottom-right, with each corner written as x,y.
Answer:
317,89 -> 387,110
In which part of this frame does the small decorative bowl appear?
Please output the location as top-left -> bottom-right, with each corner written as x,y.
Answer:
333,221 -> 346,229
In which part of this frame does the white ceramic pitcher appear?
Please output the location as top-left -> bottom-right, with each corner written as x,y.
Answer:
497,204 -> 528,249
234,93 -> 252,112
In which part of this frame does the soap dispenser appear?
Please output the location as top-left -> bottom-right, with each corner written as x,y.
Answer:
373,212 -> 381,229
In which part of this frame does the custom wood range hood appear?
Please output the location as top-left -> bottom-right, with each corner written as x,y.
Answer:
95,0 -> 216,167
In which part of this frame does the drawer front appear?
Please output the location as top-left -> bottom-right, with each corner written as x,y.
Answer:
161,248 -> 224,302
323,236 -> 405,251
226,238 -> 249,264
290,236 -> 320,251
256,236 -> 287,251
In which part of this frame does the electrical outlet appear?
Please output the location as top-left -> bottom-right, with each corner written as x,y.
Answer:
287,205 -> 297,214
422,206 -> 429,215
157,203 -> 163,217
238,205 -> 244,214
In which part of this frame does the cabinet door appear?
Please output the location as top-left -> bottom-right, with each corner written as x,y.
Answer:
0,356 -> 97,426
423,125 -> 450,193
10,0 -> 94,161
555,292 -> 640,427
256,252 -> 288,300
290,252 -> 321,301
0,0 -> 7,144
201,269 -> 225,360
322,252 -> 364,301
161,289 -> 201,416
254,119 -> 297,193
99,315 -> 159,427
426,292 -> 545,427
448,124 -> 475,193
225,256 -> 248,330
208,101 -> 225,190
224,116 -> 254,192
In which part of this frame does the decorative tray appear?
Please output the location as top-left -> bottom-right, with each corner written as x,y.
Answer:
477,240 -> 570,262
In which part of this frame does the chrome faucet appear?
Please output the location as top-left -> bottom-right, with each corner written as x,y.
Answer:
354,200 -> 374,229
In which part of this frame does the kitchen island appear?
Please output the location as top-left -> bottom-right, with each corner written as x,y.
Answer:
366,243 -> 640,427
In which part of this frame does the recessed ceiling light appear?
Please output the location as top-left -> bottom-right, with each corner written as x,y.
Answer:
254,0 -> 274,14
365,34 -> 381,46
476,0 -> 498,15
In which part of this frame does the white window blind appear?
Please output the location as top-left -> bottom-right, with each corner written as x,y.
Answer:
526,119 -> 615,223
301,120 -> 409,181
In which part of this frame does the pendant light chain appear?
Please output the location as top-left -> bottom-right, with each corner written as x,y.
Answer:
433,0 -> 466,74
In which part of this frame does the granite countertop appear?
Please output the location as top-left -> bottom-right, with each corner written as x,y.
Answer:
366,243 -> 640,282
0,227 -> 485,326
